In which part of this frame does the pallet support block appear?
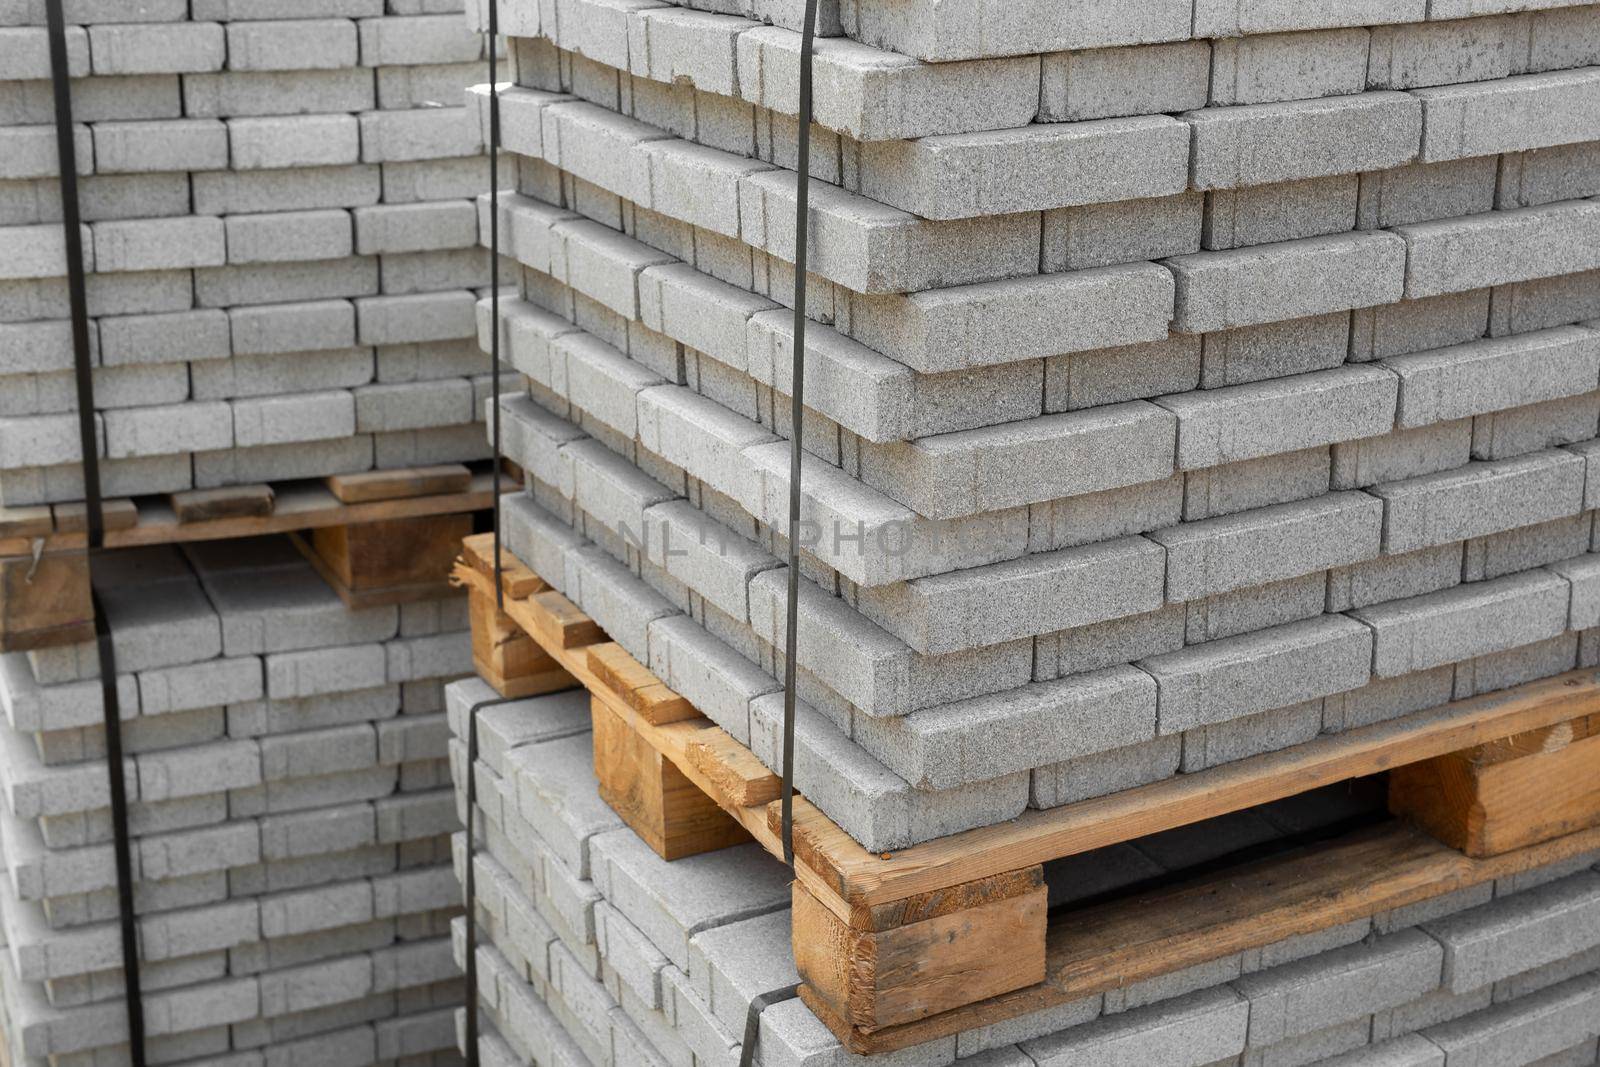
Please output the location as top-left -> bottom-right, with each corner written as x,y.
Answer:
0,551 -> 93,652
793,868 -> 1048,1034
468,586 -> 574,698
300,512 -> 473,608
1390,711 -> 1600,857
589,694 -> 752,860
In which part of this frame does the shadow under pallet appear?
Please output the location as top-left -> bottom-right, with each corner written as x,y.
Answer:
453,532 -> 1600,1056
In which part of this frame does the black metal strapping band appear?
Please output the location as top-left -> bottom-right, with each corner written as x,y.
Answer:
487,0 -> 505,612
462,694 -> 523,1067
780,0 -> 821,872
46,2 -> 146,1062
754,5 -> 820,1064
738,983 -> 802,1067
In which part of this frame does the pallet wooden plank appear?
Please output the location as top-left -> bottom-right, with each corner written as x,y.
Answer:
778,668 -> 1600,909
51,498 -> 138,533
586,643 -> 696,724
684,731 -> 782,807
0,469 -> 504,557
794,869 -> 1047,1033
326,464 -> 472,504
461,532 -> 544,599
530,590 -> 605,649
841,820 -> 1600,1054
0,505 -> 52,539
0,552 -> 93,652
308,513 -> 472,592
169,485 -> 274,523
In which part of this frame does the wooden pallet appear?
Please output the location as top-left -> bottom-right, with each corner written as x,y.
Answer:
0,462 -> 511,650
454,536 -> 1600,1055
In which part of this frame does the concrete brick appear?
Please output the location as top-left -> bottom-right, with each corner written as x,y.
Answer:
1472,392 -> 1600,462
1168,232 -> 1406,333
854,117 -> 1190,220
1039,41 -> 1210,121
1499,141 -> 1600,209
1368,16 -> 1524,90
1400,201 -> 1600,299
1425,973 -> 1600,1065
88,21 -> 223,75
234,390 -> 356,448
225,210 -> 353,266
588,827 -> 790,971
1183,448 -> 1332,522
228,299 -> 356,357
1371,449 -> 1585,554
1463,513 -> 1590,582
1021,987 -> 1248,1067
192,165 -> 379,216
226,18 -> 357,71
184,68 -> 375,118
1186,93 -> 1421,190
354,202 -> 477,256
1180,698 -> 1323,771
1184,572 -> 1329,644
1140,615 -> 1373,733
1155,492 -> 1381,601
748,692 -> 1029,852
1332,420 -> 1475,490
1416,68 -> 1600,162
853,666 -> 1158,789
858,403 -> 1177,519
1042,192 -> 1205,272
844,264 -> 1175,371
645,614 -> 775,743
1160,365 -> 1399,470
735,27 -> 1041,142
1235,930 -> 1443,1048
92,118 -> 228,174
1358,158 -> 1500,231
1384,326 -> 1600,429
359,106 -> 481,162
229,114 -> 361,170
103,401 -> 232,460
1326,543 -> 1465,615
1353,568 -> 1571,677
1203,177 -> 1360,253
1046,335 -> 1203,413
839,0 -> 1191,62
357,14 -> 482,66
1211,29 -> 1371,106
358,291 -> 477,346
1193,0 -> 1425,38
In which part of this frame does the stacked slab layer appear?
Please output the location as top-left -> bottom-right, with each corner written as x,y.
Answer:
474,0 -> 1600,851
0,538 -> 473,1066
0,0 -> 511,507
448,681 -> 1600,1067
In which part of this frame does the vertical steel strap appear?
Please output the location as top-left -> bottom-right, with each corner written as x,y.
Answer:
45,2 -> 146,1062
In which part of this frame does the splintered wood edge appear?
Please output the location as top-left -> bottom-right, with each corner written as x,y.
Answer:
785,668 -> 1600,909
461,531 -> 545,599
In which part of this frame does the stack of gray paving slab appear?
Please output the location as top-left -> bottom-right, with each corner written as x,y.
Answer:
447,680 -> 1600,1067
0,537 -> 475,1066
472,0 -> 1600,855
0,0 -> 515,508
